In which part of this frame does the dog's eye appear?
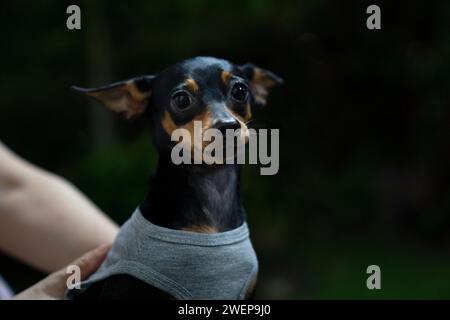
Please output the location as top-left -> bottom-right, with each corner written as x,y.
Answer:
171,91 -> 193,110
230,83 -> 249,103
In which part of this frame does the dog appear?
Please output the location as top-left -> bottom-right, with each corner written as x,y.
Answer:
68,57 -> 282,300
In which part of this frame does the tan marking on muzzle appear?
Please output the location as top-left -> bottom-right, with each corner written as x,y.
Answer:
182,225 -> 219,234
162,109 -> 213,152
244,275 -> 258,299
225,107 -> 250,144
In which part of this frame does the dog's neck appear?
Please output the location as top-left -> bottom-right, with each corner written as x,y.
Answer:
140,154 -> 245,232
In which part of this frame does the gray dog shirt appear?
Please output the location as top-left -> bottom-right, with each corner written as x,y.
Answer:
67,208 -> 258,300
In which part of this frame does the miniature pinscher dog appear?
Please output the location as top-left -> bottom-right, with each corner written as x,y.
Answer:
70,57 -> 282,299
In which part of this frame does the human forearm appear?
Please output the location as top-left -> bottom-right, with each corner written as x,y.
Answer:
0,142 -> 118,272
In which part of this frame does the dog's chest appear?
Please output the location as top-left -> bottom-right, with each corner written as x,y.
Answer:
72,208 -> 258,300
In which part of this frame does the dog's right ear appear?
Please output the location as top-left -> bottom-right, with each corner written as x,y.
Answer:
72,75 -> 155,119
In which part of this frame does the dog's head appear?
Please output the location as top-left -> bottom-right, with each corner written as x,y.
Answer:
73,57 -> 282,158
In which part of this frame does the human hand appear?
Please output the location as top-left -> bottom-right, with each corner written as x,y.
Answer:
13,244 -> 111,300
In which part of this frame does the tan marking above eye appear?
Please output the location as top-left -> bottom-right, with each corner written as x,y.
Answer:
221,71 -> 232,86
185,78 -> 199,93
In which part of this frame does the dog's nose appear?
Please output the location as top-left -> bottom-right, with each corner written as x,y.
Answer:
212,117 -> 240,134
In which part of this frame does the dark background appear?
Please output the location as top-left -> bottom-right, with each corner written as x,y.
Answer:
1,0 -> 450,298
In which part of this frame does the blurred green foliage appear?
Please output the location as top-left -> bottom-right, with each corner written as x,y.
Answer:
63,134 -> 157,224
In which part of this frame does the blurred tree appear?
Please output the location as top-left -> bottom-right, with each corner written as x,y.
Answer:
84,0 -> 115,148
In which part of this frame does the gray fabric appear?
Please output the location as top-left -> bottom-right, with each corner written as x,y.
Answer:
68,208 -> 258,300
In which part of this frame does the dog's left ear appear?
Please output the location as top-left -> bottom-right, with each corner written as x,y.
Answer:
239,63 -> 283,107
71,75 -> 155,119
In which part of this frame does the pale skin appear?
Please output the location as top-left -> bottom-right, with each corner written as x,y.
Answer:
0,141 -> 119,299
14,244 -> 111,300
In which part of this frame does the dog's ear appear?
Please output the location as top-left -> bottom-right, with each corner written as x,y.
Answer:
72,75 -> 155,119
239,63 -> 283,108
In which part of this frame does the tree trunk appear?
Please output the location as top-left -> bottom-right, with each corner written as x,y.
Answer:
84,0 -> 115,148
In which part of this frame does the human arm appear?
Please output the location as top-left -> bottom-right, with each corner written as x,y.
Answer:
0,141 -> 118,272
